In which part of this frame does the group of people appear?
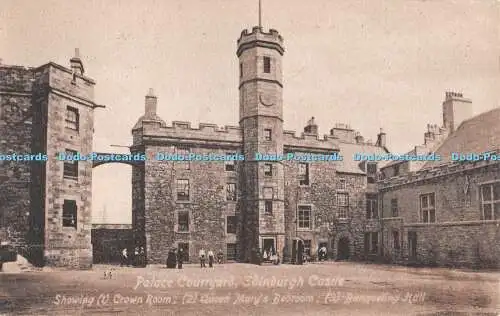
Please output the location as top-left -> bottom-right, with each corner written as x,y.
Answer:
120,246 -> 146,267
262,248 -> 280,264
198,249 -> 224,268
166,247 -> 185,269
166,248 -> 225,269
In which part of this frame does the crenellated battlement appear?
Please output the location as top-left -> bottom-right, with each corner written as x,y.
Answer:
238,26 -> 283,44
283,130 -> 339,152
138,120 -> 243,145
236,26 -> 284,56
379,151 -> 500,190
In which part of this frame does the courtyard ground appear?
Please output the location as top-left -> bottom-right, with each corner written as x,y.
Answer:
0,261 -> 498,316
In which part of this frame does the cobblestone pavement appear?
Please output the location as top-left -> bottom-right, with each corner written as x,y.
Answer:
0,262 -> 498,316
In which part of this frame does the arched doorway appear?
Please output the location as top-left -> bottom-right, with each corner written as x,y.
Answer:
337,237 -> 350,260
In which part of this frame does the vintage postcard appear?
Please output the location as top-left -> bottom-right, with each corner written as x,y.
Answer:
0,0 -> 499,315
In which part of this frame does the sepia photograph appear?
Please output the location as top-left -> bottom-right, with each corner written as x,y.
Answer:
0,0 -> 499,315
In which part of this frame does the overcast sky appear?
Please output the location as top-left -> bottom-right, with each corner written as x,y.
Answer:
1,0 -> 499,223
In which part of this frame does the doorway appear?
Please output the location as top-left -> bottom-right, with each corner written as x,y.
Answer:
292,239 -> 304,264
178,242 -> 189,262
262,238 -> 275,254
337,237 -> 350,260
408,232 -> 417,261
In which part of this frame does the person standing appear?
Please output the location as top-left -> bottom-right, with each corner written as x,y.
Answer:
207,249 -> 214,268
121,248 -> 128,267
139,246 -> 146,267
217,249 -> 224,264
199,249 -> 206,268
134,247 -> 139,267
177,248 -> 184,269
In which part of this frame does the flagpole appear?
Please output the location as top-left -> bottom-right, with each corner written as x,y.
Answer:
258,0 -> 262,28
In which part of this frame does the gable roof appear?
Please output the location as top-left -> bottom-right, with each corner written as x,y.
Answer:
423,107 -> 500,168
336,142 -> 390,174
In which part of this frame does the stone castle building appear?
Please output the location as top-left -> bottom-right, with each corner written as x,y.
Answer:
0,50 -> 102,268
379,96 -> 500,268
1,22 -> 498,269
130,25 -> 389,264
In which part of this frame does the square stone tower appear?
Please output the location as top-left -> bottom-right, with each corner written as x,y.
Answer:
237,26 -> 286,261
29,49 -> 98,268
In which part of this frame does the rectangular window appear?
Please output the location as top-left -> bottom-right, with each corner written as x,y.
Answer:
265,200 -> 273,214
263,187 -> 274,199
263,56 -> 271,73
337,178 -> 346,190
297,205 -> 312,229
176,179 -> 190,201
227,183 -> 236,201
225,152 -> 236,171
264,187 -> 273,214
366,194 -> 378,219
481,182 -> 500,220
393,230 -> 400,249
336,193 -> 349,219
299,163 -> 310,186
303,240 -> 311,256
63,149 -> 78,179
420,193 -> 436,223
65,106 -> 79,131
178,211 -> 189,232
239,63 -> 243,78
364,232 -> 378,254
226,243 -> 237,261
367,162 -> 377,184
264,129 -> 272,141
226,215 -> 236,234
62,200 -> 77,228
394,164 -> 400,176
264,163 -> 273,176
391,198 -> 399,217
176,147 -> 190,170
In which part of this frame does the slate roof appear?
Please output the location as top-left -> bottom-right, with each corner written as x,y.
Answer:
423,107 -> 500,168
336,142 -> 390,174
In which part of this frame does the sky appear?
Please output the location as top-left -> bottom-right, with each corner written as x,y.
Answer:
1,0 -> 499,223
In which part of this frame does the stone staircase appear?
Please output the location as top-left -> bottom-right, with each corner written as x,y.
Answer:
1,254 -> 41,273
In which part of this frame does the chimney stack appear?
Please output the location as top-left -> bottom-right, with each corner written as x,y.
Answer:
376,128 -> 386,148
442,91 -> 472,132
355,132 -> 364,144
70,48 -> 85,75
303,116 -> 318,135
145,88 -> 158,116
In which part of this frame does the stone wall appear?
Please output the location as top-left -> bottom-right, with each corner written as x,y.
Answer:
381,222 -> 500,269
283,156 -> 369,261
41,64 -> 95,269
141,144 -> 241,264
0,65 -> 34,257
380,161 -> 500,268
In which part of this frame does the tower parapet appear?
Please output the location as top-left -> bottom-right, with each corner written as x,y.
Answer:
236,27 -> 284,57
